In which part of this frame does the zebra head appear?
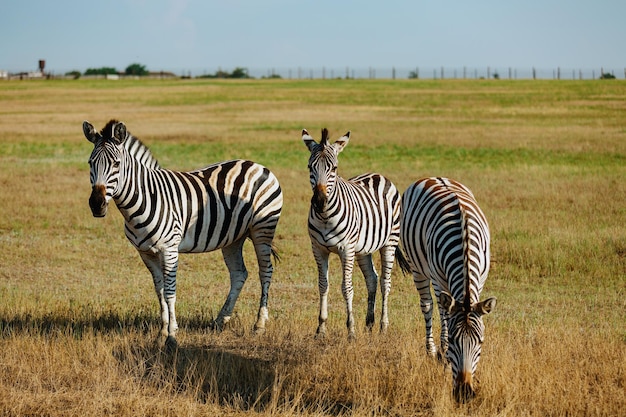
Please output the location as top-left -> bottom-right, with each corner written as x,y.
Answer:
440,291 -> 497,403
84,120 -> 128,217
302,128 -> 350,213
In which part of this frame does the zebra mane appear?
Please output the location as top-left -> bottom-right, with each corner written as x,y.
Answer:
99,120 -> 160,170
459,204 -> 471,312
320,128 -> 329,146
124,134 -> 161,170
99,119 -> 119,138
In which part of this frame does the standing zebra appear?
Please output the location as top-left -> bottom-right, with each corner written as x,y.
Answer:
84,120 -> 283,348
302,128 -> 407,339
400,177 -> 496,402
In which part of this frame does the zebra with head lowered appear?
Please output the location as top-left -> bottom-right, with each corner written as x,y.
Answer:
84,120 -> 283,348
302,128 -> 408,339
400,177 -> 496,402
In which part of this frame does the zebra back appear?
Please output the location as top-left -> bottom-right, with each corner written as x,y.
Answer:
401,177 -> 489,305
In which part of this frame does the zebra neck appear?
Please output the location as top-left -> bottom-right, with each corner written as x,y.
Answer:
113,154 -> 163,220
314,181 -> 343,219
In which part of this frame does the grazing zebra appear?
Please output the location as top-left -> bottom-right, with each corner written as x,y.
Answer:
400,177 -> 496,402
302,128 -> 408,339
84,120 -> 283,348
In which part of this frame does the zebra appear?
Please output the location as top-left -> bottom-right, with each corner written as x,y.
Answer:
302,128 -> 408,339
84,120 -> 283,348
400,177 -> 496,402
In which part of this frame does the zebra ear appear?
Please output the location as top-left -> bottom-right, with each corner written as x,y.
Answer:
333,131 -> 350,153
439,291 -> 456,314
302,129 -> 317,152
475,297 -> 497,316
112,122 -> 128,145
83,121 -> 98,144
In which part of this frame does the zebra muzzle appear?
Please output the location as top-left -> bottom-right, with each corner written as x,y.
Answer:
89,185 -> 108,217
311,185 -> 328,213
453,371 -> 476,403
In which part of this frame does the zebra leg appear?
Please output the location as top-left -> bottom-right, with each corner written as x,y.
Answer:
339,249 -> 357,339
215,236 -> 248,331
437,296 -> 450,361
378,245 -> 395,333
313,245 -> 330,338
140,248 -> 180,349
251,239 -> 274,334
356,254 -> 378,332
413,273 -> 437,357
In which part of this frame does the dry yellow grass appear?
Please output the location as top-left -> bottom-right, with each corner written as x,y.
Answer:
0,78 -> 624,416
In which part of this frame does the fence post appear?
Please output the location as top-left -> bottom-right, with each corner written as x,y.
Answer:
392,67 -> 396,80
532,67 -> 536,80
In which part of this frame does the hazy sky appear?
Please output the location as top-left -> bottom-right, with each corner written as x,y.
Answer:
1,0 -> 624,75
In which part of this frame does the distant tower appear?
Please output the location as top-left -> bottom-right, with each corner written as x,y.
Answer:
38,60 -> 45,74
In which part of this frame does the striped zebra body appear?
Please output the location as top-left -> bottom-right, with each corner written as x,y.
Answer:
400,177 -> 496,402
302,128 -> 404,339
85,120 -> 282,347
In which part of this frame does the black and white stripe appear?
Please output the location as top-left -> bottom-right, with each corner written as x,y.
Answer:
400,177 -> 496,402
85,120 -> 283,347
302,128 -> 406,339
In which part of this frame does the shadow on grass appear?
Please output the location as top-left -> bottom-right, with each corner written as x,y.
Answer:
0,309 -> 355,414
117,342 -> 278,410
0,308 -> 226,338
0,309 -> 159,338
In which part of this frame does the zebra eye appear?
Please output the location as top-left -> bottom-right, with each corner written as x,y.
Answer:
113,161 -> 120,168
331,166 -> 337,172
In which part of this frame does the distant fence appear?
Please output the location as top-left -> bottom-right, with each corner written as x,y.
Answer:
188,66 -> 626,80
3,66 -> 625,81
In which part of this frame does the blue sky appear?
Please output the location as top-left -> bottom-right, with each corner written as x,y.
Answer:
1,0 -> 624,76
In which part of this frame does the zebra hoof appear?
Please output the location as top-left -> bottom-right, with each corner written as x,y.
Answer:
209,320 -> 225,333
431,350 -> 448,365
164,336 -> 178,353
347,332 -> 357,342
253,325 -> 266,335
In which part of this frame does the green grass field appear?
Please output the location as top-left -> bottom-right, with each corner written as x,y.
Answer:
0,78 -> 624,416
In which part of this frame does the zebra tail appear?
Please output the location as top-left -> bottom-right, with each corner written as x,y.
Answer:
271,245 -> 281,264
395,246 -> 412,275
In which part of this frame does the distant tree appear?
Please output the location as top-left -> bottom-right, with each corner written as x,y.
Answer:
125,63 -> 148,76
84,67 -> 118,76
65,70 -> 81,79
408,70 -> 419,79
196,67 -> 252,79
230,67 -> 250,78
600,72 -> 616,79
493,72 -> 500,80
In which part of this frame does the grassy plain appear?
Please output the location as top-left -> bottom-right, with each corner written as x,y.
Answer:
0,78 -> 624,416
